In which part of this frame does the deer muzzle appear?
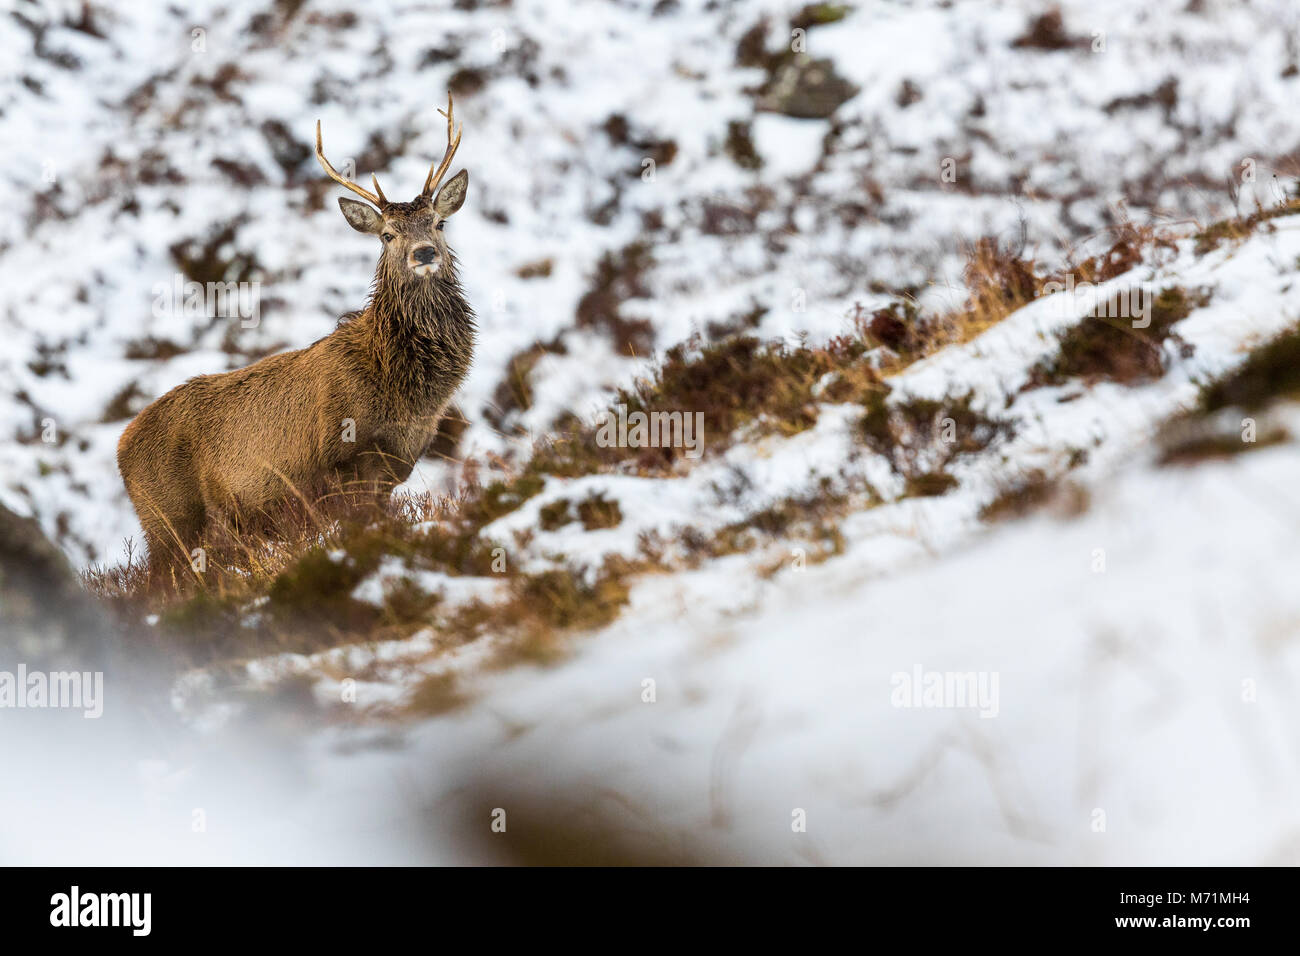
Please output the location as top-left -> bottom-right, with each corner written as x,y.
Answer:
409,244 -> 441,276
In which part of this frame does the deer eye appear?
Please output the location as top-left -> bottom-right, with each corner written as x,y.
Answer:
435,221 -> 445,232
381,232 -> 395,243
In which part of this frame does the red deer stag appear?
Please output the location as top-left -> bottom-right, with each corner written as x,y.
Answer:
118,95 -> 474,572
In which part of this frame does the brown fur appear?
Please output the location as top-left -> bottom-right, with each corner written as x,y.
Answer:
118,187 -> 475,572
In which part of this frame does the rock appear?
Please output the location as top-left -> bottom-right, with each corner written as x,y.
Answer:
757,54 -> 858,119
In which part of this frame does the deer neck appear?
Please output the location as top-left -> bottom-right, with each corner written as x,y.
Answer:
361,263 -> 476,403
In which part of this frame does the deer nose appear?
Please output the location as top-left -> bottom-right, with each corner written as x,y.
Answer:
412,245 -> 438,265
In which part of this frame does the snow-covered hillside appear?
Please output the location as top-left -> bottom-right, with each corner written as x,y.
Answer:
130,214 -> 1297,865
4,0 -> 1300,563
4,0 -> 1300,865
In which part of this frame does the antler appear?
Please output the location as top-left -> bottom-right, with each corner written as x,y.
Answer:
315,120 -> 387,207
421,92 -> 464,198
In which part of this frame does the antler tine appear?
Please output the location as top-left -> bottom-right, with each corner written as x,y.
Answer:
421,92 -> 464,198
315,120 -> 386,207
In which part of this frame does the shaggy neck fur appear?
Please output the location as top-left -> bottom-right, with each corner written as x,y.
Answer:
356,251 -> 476,406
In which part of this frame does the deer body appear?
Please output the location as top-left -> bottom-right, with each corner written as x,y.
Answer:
118,99 -> 473,570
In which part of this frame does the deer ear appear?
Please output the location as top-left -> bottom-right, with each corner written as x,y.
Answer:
434,169 -> 468,218
338,198 -> 383,234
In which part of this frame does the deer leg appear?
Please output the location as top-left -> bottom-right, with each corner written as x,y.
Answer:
362,445 -> 404,491
143,503 -> 206,580
336,445 -> 403,511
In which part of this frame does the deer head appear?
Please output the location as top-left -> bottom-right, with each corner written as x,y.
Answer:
316,93 -> 468,280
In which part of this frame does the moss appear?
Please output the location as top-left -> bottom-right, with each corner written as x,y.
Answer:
858,387 -> 894,451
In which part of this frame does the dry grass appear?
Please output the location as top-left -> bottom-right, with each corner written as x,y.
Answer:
855,230 -> 1140,377
574,242 -> 656,357
980,469 -> 1090,522
485,341 -> 556,432
403,672 -> 469,717
613,332 -> 885,459
456,559 -> 640,670
1155,323 -> 1300,465
1011,8 -> 1086,51
1199,325 -> 1300,411
859,388 -> 1015,488
698,480 -> 854,568
1158,425 -> 1288,466
1026,285 -> 1209,388
534,489 -> 623,532
576,492 -> 623,530
1194,197 -> 1300,255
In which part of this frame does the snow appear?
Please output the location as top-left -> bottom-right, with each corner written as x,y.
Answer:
9,211 -> 1284,865
5,0 -> 1300,563
3,0 -> 1300,865
18,430 -> 1298,864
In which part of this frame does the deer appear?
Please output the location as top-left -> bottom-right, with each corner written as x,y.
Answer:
117,95 -> 475,574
